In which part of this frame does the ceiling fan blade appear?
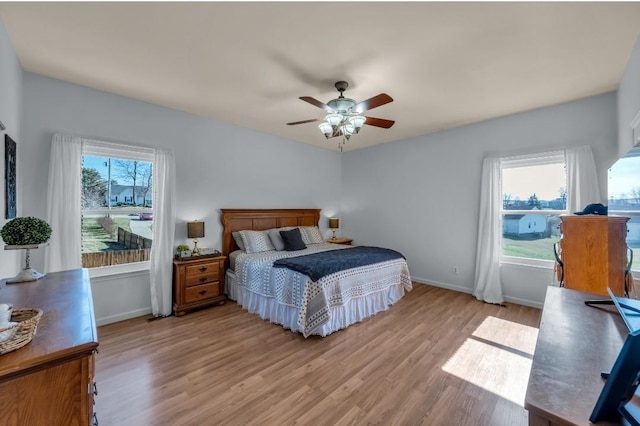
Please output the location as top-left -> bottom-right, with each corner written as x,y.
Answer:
352,93 -> 393,113
299,96 -> 335,112
287,118 -> 321,126
364,116 -> 395,129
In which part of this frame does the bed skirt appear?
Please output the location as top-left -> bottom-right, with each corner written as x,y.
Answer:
225,269 -> 408,337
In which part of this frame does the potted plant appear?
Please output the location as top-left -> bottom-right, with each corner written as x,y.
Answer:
175,244 -> 191,259
1,217 -> 51,246
0,217 -> 52,283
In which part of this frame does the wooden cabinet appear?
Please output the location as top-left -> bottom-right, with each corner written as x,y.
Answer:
327,237 -> 353,245
0,268 -> 99,425
173,255 -> 227,316
559,215 -> 629,296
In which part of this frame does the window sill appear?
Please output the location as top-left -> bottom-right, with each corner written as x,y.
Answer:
501,256 -> 554,270
88,261 -> 150,278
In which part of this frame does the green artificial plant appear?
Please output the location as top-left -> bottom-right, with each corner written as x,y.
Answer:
0,216 -> 52,245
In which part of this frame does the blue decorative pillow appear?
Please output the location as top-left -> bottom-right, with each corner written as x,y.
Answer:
280,228 -> 307,251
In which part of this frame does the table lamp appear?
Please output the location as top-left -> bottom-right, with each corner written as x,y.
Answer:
329,217 -> 339,239
187,221 -> 205,256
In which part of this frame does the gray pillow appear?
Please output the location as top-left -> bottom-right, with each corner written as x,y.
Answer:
232,231 -> 245,251
268,227 -> 294,251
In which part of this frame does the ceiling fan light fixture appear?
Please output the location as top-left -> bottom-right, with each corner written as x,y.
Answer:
325,113 -> 343,128
318,122 -> 333,138
340,123 -> 355,140
348,115 -> 366,133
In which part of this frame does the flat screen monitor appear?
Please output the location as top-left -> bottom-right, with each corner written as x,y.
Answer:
588,288 -> 640,423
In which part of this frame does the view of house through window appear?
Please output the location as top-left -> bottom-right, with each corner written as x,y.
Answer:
81,153 -> 154,268
608,151 -> 640,272
501,153 -> 568,262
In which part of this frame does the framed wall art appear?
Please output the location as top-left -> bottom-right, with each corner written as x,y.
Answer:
5,134 -> 16,219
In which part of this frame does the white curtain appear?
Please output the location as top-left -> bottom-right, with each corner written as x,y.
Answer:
45,134 -> 83,273
473,157 -> 504,304
149,148 -> 176,316
566,145 -> 602,213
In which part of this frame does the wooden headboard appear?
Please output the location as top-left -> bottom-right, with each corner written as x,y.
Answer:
220,208 -> 321,259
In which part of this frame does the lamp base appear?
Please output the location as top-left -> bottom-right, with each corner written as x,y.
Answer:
331,229 -> 337,239
7,268 -> 46,284
192,240 -> 201,256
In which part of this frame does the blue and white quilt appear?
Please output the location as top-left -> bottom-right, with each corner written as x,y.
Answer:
233,243 -> 412,336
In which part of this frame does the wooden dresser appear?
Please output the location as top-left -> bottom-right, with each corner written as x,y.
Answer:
559,215 -> 629,296
173,255 -> 226,316
526,286 -> 626,425
0,268 -> 99,425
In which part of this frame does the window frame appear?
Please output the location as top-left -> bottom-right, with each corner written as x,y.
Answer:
608,146 -> 640,273
81,139 -> 156,274
500,150 -> 568,267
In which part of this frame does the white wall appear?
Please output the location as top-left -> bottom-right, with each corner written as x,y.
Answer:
618,35 -> 640,156
341,93 -> 619,308
0,19 -> 22,278
20,72 -> 341,324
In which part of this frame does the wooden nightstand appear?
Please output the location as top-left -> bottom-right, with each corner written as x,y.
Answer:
327,237 -> 353,245
173,255 -> 227,316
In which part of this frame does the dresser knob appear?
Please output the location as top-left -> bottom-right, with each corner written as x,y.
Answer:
199,266 -> 208,272
199,277 -> 207,282
199,290 -> 207,295
93,382 -> 98,396
92,413 -> 99,426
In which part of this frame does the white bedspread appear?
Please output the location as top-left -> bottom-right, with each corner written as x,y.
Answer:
227,243 -> 412,337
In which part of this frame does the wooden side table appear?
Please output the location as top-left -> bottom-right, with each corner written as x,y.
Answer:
173,255 -> 227,316
327,237 -> 353,245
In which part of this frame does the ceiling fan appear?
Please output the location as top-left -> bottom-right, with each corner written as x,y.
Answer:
287,81 -> 395,141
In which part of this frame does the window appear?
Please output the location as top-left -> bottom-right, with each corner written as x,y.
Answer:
608,146 -> 640,272
81,140 -> 155,269
501,151 -> 568,264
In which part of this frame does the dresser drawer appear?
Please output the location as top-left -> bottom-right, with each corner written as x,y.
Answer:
185,262 -> 220,279
185,282 -> 220,303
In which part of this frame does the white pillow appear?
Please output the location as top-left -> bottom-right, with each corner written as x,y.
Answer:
298,226 -> 324,245
239,230 -> 275,254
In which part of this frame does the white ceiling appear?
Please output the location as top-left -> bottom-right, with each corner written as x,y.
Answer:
1,2 -> 640,152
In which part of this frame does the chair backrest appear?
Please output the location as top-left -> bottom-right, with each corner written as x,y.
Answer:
554,242 -> 564,286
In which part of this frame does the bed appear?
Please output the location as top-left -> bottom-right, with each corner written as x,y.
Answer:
221,208 -> 412,337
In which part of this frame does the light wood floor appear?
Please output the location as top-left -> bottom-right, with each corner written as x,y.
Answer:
94,283 -> 541,426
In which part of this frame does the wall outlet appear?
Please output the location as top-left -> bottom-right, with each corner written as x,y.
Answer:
453,266 -> 459,274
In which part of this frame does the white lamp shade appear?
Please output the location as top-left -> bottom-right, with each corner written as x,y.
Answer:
349,115 -> 366,133
325,113 -> 343,127
318,122 -> 333,138
340,123 -> 355,136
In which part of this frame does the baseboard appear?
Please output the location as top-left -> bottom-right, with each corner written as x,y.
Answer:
411,276 -> 473,295
411,276 -> 543,309
96,307 -> 152,327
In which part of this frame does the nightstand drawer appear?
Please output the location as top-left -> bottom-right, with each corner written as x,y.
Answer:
185,282 -> 220,303
185,271 -> 219,287
185,262 -> 220,279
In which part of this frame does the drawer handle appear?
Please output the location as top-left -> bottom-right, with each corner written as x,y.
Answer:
199,266 -> 208,272
93,413 -> 99,426
199,277 -> 207,282
93,382 -> 98,396
199,290 -> 207,295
